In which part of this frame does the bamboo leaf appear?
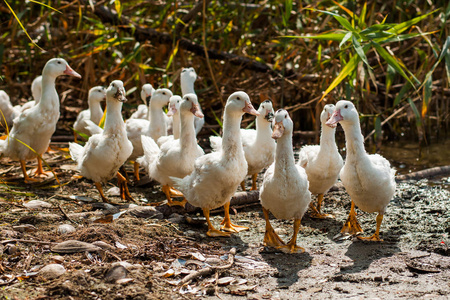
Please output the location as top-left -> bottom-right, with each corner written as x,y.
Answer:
115,0 -> 122,19
408,98 -> 422,128
320,54 -> 361,102
284,32 -> 346,42
393,82 -> 412,106
421,75 -> 432,118
332,1 -> 356,19
352,35 -> 371,68
387,9 -> 438,35
339,32 -> 352,48
165,40 -> 179,72
358,2 -> 367,28
29,0 -> 62,14
98,108 -> 106,129
385,64 -> 396,96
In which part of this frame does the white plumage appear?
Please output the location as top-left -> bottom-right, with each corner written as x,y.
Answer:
0,90 -> 21,129
73,86 -> 106,140
326,100 -> 396,241
156,95 -> 182,146
180,67 -> 204,135
129,83 -> 155,120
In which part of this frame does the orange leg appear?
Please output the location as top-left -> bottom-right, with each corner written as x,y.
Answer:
240,180 -> 246,191
94,182 -> 109,203
250,174 -> 258,190
357,213 -> 384,242
277,219 -> 305,254
20,160 -> 39,183
220,202 -> 249,233
73,132 -> 78,143
309,194 -> 334,219
33,157 -> 52,178
161,185 -> 187,207
262,207 -> 285,248
134,161 -> 140,182
203,208 -> 232,237
117,172 -> 136,202
341,201 -> 363,235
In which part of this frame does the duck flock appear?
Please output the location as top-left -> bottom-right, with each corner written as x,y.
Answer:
0,58 -> 396,253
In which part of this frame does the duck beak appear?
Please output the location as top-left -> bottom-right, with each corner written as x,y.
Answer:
265,111 -> 274,122
115,88 -> 127,102
64,65 -> 81,78
191,104 -> 204,118
167,104 -> 177,117
326,109 -> 342,128
272,121 -> 284,139
243,102 -> 260,116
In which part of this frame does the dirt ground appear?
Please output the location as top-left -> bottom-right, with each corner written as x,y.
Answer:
0,144 -> 449,300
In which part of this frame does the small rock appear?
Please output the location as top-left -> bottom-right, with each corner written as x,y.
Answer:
167,213 -> 184,224
57,224 -> 76,235
5,243 -> 18,255
51,256 -> 65,264
106,186 -> 121,196
51,240 -> 101,254
274,228 -> 287,236
39,264 -> 66,279
23,200 -> 52,210
128,206 -> 163,219
218,276 -> 235,285
105,265 -> 128,283
116,278 -> 134,284
13,224 -> 38,233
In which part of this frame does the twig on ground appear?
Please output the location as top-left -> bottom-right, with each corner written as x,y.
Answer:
0,239 -> 57,245
58,203 -> 79,225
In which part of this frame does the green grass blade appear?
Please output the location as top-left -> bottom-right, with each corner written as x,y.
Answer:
387,9 -> 438,35
358,2 -> 367,28
283,32 -> 346,42
422,75 -> 432,118
393,82 -> 412,106
408,98 -> 422,128
352,35 -> 371,68
374,115 -> 382,141
339,32 -> 352,48
320,54 -> 361,101
28,0 -> 62,14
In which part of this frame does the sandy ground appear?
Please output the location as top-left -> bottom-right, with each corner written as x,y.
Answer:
0,146 -> 449,300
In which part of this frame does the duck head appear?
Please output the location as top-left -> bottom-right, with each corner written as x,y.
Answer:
181,67 -> 197,83
272,109 -> 293,139
166,95 -> 182,117
226,91 -> 259,116
181,93 -> 204,118
259,99 -> 275,122
88,86 -> 107,103
150,88 -> 173,108
140,83 -> 154,104
326,100 -> 358,128
42,58 -> 81,79
107,80 -> 127,102
320,104 -> 335,124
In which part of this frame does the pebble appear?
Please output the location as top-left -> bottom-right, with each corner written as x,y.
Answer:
57,224 -> 76,235
105,265 -> 128,283
128,206 -> 163,219
39,264 -> 66,279
51,256 -> 65,264
23,200 -> 52,210
5,243 -> 18,255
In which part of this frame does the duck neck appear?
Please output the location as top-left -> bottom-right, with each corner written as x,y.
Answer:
342,121 -> 366,162
221,110 -> 244,159
181,80 -> 195,96
318,123 -> 338,155
274,132 -> 295,171
148,102 -> 167,139
255,116 -> 272,142
172,112 -> 181,140
103,100 -> 124,134
38,74 -> 58,111
179,112 -> 196,149
89,100 -> 104,124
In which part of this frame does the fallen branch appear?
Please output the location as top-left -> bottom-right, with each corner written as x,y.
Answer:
396,165 -> 450,181
1,239 -> 57,245
179,247 -> 236,286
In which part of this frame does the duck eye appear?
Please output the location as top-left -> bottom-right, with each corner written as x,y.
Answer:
344,105 -> 348,109
57,61 -> 61,64
112,83 -> 115,87
284,115 -> 287,119
236,96 -> 240,100
262,106 -> 265,109
162,92 -> 166,95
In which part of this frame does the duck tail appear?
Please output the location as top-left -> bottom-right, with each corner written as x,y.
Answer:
209,135 -> 222,152
169,175 -> 188,194
84,119 -> 103,135
138,135 -> 160,170
69,142 -> 83,163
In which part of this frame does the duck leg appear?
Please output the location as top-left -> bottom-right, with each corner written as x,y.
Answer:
20,160 -> 39,183
33,157 -> 52,178
73,132 -> 78,143
220,202 -> 249,233
262,207 -> 285,248
341,201 -> 363,235
117,172 -> 136,202
277,219 -> 305,254
94,182 -> 109,203
162,185 -> 187,207
357,213 -> 384,242
203,208 -> 232,237
250,174 -> 258,190
133,161 -> 140,182
309,194 -> 334,219
240,181 -> 246,191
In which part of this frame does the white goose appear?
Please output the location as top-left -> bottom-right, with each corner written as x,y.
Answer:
138,93 -> 204,206
260,109 -> 311,253
298,104 -> 343,218
180,67 -> 204,135
326,100 -> 396,241
125,88 -> 172,180
0,90 -> 21,130
171,91 -> 259,237
73,86 -> 106,142
69,80 -> 134,203
0,58 -> 81,183
210,99 -> 275,190
157,95 -> 182,146
129,83 -> 155,120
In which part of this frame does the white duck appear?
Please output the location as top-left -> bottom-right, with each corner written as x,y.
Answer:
73,86 -> 106,142
180,67 -> 204,135
171,91 -> 259,237
210,99 -> 275,190
138,93 -> 204,206
125,88 -> 172,180
0,90 -> 21,130
69,80 -> 134,203
260,109 -> 311,253
298,104 -> 343,218
0,58 -> 81,183
13,75 -> 43,114
129,83 -> 155,120
156,95 -> 182,146
326,100 -> 396,241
